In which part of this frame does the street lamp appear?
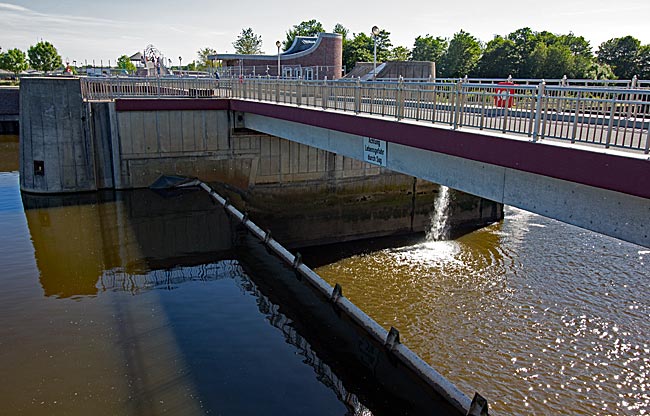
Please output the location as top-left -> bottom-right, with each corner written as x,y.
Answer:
276,40 -> 281,78
178,56 -> 182,75
371,26 -> 380,80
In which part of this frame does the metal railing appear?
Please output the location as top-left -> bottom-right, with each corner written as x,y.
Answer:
81,76 -> 650,154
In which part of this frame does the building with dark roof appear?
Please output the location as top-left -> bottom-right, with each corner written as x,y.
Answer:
210,33 -> 343,80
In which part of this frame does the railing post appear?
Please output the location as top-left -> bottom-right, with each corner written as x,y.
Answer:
354,77 -> 361,114
605,93 -> 618,149
415,83 -> 421,121
297,77 -> 302,106
275,77 -> 280,103
627,75 -> 638,119
452,79 -> 463,129
321,77 -> 328,109
397,76 -> 405,120
480,89 -> 486,130
570,91 -> 581,143
532,81 -> 546,142
558,75 -> 567,113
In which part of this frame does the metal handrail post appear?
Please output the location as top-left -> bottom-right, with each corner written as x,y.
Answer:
415,84 -> 421,121
627,75 -> 637,119
452,80 -> 462,129
480,89 -> 486,130
570,92 -> 581,143
605,93 -> 618,149
532,81 -> 546,142
321,77 -> 328,109
397,76 -> 405,120
354,77 -> 361,114
502,89 -> 509,133
297,77 -> 302,106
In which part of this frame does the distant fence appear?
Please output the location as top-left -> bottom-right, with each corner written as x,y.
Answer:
81,76 -> 650,154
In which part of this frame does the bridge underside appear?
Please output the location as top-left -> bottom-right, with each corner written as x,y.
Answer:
226,101 -> 649,248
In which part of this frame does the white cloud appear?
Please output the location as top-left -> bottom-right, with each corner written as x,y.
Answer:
0,2 -> 29,12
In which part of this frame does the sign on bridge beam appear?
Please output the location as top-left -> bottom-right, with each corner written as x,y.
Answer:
363,137 -> 387,167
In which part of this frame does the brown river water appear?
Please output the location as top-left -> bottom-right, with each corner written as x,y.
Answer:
1,134 -> 648,415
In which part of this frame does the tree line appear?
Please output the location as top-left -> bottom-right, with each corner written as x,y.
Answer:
4,24 -> 647,81
0,41 -> 62,75
231,21 -> 650,80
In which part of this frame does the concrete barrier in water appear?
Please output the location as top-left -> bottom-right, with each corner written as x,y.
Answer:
195,179 -> 490,416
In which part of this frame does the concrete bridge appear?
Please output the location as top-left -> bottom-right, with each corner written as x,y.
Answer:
19,77 -> 650,248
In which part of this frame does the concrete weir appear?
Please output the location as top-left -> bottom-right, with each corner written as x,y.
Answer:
19,77 -> 503,246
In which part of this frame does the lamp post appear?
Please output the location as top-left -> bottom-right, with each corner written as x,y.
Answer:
371,26 -> 379,80
276,40 -> 281,78
178,56 -> 182,75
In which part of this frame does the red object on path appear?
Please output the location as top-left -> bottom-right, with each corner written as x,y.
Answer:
494,81 -> 515,108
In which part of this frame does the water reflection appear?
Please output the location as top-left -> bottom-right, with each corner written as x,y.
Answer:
22,189 -> 234,298
314,207 -> 650,415
0,134 -> 19,172
2,183 -> 363,415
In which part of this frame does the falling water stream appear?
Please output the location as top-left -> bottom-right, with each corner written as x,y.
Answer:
427,185 -> 451,241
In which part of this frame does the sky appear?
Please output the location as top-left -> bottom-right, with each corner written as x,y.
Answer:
1,0 -> 650,67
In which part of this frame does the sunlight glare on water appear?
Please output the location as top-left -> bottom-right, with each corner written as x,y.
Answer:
316,207 -> 650,416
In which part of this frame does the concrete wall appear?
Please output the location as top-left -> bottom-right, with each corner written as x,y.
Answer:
111,107 -> 501,247
114,109 -> 231,187
20,78 -> 97,193
0,86 -> 20,134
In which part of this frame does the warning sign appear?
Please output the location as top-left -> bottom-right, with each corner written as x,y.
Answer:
363,137 -> 387,167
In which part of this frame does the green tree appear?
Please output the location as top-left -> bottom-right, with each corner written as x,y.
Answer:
411,35 -> 447,62
586,61 -> 616,80
389,46 -> 411,61
116,55 -> 136,74
439,30 -> 482,77
597,36 -> 641,79
28,41 -> 62,72
343,33 -> 373,72
558,33 -> 593,59
197,47 -> 217,71
507,27 -> 538,77
283,19 -> 324,50
342,29 -> 393,72
527,43 -> 548,78
637,45 -> 650,79
476,36 -> 517,77
332,23 -> 349,40
543,44 -> 575,78
0,48 -> 28,76
233,28 -> 263,55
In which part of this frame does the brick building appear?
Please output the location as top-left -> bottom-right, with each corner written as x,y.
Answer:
211,33 -> 343,80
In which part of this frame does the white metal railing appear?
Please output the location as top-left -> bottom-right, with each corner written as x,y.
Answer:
81,76 -> 650,154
